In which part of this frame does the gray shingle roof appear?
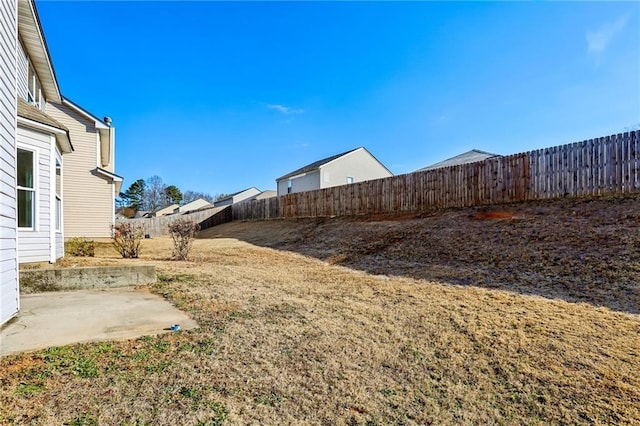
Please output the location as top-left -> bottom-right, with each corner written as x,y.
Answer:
17,97 -> 68,131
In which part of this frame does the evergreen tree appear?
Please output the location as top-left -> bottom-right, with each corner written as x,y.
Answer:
121,179 -> 146,210
165,185 -> 183,205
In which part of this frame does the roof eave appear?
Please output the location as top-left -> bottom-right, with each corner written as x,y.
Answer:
17,115 -> 73,153
18,0 -> 61,103
61,97 -> 110,128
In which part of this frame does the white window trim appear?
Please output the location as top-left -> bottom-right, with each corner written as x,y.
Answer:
50,140 -> 58,263
55,152 -> 62,233
55,195 -> 62,232
16,144 -> 38,231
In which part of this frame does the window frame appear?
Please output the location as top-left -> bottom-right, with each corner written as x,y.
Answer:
347,176 -> 354,184
17,146 -> 37,230
27,61 -> 43,110
55,159 -> 62,232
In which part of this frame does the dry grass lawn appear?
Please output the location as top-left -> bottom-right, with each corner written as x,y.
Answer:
1,196 -> 639,425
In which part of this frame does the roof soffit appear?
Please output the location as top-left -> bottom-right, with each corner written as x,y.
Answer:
18,0 -> 61,103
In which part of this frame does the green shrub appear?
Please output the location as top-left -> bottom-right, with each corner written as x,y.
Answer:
65,238 -> 96,257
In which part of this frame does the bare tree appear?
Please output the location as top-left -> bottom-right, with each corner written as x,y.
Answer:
182,190 -> 216,204
145,175 -> 167,212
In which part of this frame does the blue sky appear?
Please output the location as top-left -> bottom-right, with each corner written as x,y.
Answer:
37,1 -> 639,196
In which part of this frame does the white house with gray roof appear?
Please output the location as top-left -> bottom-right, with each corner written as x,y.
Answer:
276,147 -> 393,196
214,187 -> 262,207
416,149 -> 501,172
16,0 -> 74,264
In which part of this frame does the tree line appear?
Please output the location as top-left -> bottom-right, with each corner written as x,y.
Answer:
117,175 -> 229,212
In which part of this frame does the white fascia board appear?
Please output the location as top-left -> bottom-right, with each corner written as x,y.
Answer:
95,167 -> 123,181
17,116 -> 66,135
17,116 -> 72,153
62,98 -> 109,129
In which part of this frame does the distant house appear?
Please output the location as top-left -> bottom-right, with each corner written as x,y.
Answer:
255,190 -> 276,200
153,204 -> 179,217
16,0 -> 74,264
214,187 -> 262,207
416,149 -> 501,172
176,198 -> 213,214
46,98 -> 122,238
276,147 -> 393,196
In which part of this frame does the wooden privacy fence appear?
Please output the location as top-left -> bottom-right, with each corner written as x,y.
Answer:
233,131 -> 640,220
232,196 -> 279,221
118,206 -> 227,238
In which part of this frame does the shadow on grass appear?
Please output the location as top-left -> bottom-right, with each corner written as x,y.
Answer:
200,195 -> 640,315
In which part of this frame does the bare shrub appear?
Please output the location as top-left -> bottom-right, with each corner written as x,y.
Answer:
112,222 -> 144,258
65,238 -> 95,257
168,219 -> 200,260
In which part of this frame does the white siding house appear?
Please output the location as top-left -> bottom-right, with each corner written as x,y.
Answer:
276,147 -> 393,196
416,149 -> 501,172
176,198 -> 212,213
0,0 -> 19,325
16,0 -> 73,263
214,187 -> 262,207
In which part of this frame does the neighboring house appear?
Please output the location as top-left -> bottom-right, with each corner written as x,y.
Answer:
152,204 -> 179,217
46,98 -> 122,239
255,190 -> 276,200
214,187 -> 262,207
276,147 -> 393,196
15,0 -> 73,264
416,149 -> 501,172
1,0 -> 18,325
176,198 -> 212,213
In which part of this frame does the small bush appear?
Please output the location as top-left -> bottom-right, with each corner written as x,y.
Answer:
168,219 -> 200,260
65,238 -> 95,257
112,222 -> 144,258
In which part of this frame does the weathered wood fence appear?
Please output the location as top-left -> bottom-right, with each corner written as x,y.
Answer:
233,131 -> 640,220
119,206 -> 227,238
121,131 -> 640,234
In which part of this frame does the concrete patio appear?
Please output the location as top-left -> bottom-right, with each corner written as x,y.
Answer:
0,288 -> 198,357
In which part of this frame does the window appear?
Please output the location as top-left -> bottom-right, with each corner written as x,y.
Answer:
27,62 -> 43,109
347,176 -> 354,184
287,180 -> 292,194
55,161 -> 61,231
55,196 -> 61,231
17,148 -> 35,228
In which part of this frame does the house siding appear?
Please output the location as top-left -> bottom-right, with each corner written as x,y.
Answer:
17,126 -> 52,263
46,102 -> 114,238
277,170 -> 320,196
16,36 -> 27,100
320,149 -> 392,189
0,0 -> 18,325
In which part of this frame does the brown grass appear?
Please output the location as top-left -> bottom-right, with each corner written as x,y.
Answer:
1,196 -> 639,425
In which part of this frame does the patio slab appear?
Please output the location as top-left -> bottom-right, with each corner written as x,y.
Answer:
0,288 -> 198,357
